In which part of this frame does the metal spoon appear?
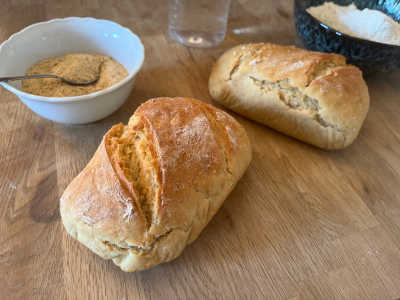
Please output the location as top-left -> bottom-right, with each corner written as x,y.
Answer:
0,74 -> 99,86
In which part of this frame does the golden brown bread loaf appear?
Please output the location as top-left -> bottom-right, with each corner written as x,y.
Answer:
60,97 -> 252,272
209,43 -> 370,150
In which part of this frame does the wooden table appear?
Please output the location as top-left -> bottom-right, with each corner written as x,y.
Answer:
1,1 -> 400,299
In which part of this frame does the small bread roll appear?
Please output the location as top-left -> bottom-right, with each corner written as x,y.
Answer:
209,43 -> 370,150
60,97 -> 251,272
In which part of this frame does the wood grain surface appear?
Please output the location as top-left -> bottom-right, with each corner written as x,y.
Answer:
1,1 -> 400,299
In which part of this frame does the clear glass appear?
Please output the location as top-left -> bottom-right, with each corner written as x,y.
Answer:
168,0 -> 232,48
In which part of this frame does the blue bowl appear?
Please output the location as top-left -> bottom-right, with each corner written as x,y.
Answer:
294,0 -> 400,75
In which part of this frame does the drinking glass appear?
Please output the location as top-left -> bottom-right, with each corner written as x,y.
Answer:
168,0 -> 232,48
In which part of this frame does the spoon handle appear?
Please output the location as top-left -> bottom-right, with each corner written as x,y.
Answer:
0,74 -> 59,82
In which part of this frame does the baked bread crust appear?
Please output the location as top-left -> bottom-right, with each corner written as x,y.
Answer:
209,43 -> 370,150
60,97 -> 252,272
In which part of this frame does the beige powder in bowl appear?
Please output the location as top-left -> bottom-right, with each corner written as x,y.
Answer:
22,53 -> 128,97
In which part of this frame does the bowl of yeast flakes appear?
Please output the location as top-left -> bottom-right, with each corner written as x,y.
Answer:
0,17 -> 144,124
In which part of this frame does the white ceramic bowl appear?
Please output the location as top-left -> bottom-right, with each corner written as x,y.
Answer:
0,17 -> 144,124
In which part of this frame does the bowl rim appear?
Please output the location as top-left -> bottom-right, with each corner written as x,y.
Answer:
0,17 -> 145,103
294,0 -> 400,49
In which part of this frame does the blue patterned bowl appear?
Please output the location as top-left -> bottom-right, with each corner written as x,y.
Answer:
294,0 -> 400,75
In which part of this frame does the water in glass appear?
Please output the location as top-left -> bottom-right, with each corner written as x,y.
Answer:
168,0 -> 231,48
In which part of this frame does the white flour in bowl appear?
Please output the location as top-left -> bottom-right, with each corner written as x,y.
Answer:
307,2 -> 400,45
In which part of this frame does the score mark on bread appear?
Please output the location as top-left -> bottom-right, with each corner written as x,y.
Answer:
60,97 -> 252,272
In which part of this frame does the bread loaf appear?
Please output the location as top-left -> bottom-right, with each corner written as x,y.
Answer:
209,43 -> 370,150
60,97 -> 252,272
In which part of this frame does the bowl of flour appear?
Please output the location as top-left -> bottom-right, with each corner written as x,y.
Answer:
294,0 -> 400,74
